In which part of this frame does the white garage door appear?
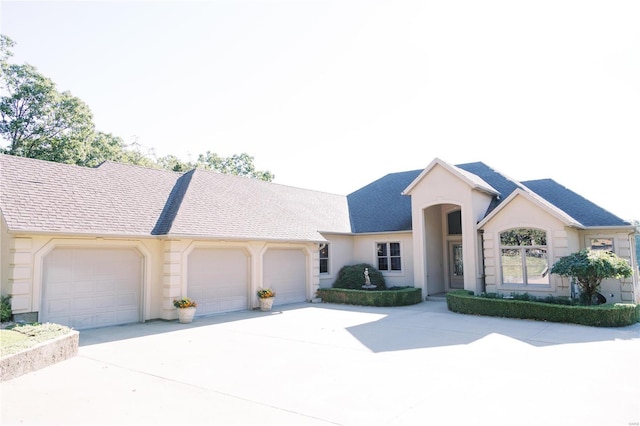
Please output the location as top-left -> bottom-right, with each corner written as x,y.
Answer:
263,249 -> 307,306
187,248 -> 249,316
42,247 -> 142,330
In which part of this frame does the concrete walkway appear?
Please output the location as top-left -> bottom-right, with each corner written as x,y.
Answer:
2,301 -> 639,426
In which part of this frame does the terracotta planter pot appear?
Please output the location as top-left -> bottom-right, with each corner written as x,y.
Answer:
177,307 -> 197,323
259,297 -> 274,312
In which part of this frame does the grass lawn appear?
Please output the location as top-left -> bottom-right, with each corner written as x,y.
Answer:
0,323 -> 73,356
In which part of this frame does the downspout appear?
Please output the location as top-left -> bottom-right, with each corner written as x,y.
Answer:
629,230 -> 639,292
478,229 -> 486,294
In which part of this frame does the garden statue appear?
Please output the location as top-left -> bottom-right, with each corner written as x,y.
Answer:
362,267 -> 377,289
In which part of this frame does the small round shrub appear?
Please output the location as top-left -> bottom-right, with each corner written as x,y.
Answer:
333,263 -> 386,290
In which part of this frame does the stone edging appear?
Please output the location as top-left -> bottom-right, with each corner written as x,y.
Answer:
1,330 -> 79,381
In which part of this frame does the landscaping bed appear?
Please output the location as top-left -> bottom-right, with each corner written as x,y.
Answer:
1,323 -> 79,381
317,287 -> 422,307
446,290 -> 639,327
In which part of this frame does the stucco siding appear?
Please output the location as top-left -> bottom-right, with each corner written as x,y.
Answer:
318,234 -> 355,289
352,232 -> 414,288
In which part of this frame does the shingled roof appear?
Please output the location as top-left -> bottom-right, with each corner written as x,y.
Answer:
0,155 -> 180,236
346,161 -> 630,232
522,179 -> 629,227
0,155 -> 629,239
0,155 -> 351,241
347,170 -> 418,233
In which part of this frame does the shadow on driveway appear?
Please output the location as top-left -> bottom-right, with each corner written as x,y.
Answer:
79,301 -> 640,353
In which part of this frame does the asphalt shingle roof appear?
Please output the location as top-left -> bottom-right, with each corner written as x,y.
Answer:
169,169 -> 351,240
0,155 -> 629,238
0,155 -> 351,241
347,170 -> 419,233
522,178 -> 629,227
346,161 -> 630,232
0,155 -> 180,236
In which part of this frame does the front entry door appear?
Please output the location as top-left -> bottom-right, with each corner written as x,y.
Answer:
449,241 -> 464,289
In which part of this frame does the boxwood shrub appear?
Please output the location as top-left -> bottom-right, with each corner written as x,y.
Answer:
333,263 -> 386,290
317,287 -> 422,307
446,290 -> 638,327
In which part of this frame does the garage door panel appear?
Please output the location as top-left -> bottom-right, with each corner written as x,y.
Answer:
42,247 -> 142,329
188,248 -> 248,316
73,280 -> 94,294
264,249 -> 307,306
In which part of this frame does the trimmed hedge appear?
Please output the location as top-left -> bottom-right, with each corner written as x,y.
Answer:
446,290 -> 639,327
317,287 -> 422,307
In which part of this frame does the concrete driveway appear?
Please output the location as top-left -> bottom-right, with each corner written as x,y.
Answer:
2,300 -> 639,426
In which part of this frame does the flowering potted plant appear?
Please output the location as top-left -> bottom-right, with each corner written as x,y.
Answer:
256,288 -> 276,311
173,297 -> 197,323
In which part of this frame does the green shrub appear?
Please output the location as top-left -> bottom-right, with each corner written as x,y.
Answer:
447,290 -> 637,327
1,294 -> 12,322
333,263 -> 386,290
480,292 -> 576,305
317,287 -> 422,307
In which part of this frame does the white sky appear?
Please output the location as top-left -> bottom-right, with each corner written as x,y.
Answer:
1,0 -> 639,221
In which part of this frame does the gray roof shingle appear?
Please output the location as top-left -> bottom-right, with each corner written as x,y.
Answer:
347,170 -> 418,233
0,155 -> 351,241
0,155 -> 180,236
0,155 -> 628,239
522,178 -> 629,227
168,168 -> 351,240
346,161 -> 630,232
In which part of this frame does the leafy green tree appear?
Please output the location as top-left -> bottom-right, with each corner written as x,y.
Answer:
0,37 -> 94,163
78,131 -> 128,167
156,154 -> 192,172
0,35 -> 275,182
195,151 -> 274,181
550,249 -> 633,305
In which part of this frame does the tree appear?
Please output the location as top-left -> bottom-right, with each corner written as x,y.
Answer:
550,249 -> 633,305
78,131 -> 128,167
195,151 -> 274,181
0,42 -> 94,163
0,35 -> 275,181
156,154 -> 191,172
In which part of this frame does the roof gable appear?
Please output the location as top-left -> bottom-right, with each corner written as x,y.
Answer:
402,158 -> 499,196
477,187 -> 583,229
455,162 -> 524,216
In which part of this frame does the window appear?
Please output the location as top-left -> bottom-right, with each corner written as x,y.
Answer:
500,228 -> 549,285
377,242 -> 401,271
447,210 -> 462,235
590,238 -> 613,252
319,244 -> 329,274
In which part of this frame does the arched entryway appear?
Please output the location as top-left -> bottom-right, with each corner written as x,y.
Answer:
423,204 -> 464,295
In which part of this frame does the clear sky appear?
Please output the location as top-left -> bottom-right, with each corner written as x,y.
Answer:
1,0 -> 639,221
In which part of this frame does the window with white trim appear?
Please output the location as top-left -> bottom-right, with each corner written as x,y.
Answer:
500,228 -> 549,285
377,242 -> 401,271
319,244 -> 329,274
590,238 -> 613,252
